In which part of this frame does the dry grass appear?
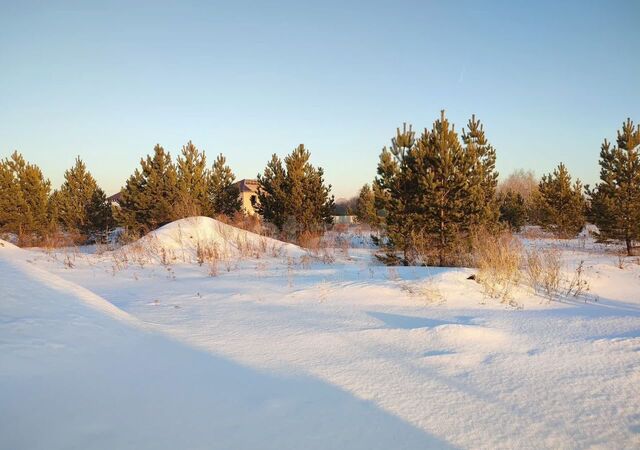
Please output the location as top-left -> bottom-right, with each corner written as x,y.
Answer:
473,230 -> 523,302
524,248 -> 561,300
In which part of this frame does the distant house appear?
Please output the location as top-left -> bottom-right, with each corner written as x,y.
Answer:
107,192 -> 122,207
332,215 -> 357,225
231,179 -> 260,215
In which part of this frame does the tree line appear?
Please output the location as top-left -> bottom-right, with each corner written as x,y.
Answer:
354,113 -> 640,262
0,140 -> 334,245
1,115 -> 638,259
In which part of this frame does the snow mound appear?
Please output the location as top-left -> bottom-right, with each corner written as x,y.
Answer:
121,216 -> 303,263
0,239 -> 20,251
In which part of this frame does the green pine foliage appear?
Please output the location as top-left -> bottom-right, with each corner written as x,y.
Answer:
53,156 -> 99,235
374,112 -> 499,266
0,151 -> 52,242
256,145 -> 334,238
117,144 -> 179,236
255,154 -> 288,230
374,123 -> 417,263
86,187 -> 115,242
355,184 -> 378,227
462,115 -> 500,228
533,163 -> 586,238
176,141 -> 210,217
208,153 -> 242,217
498,190 -> 527,232
588,118 -> 640,255
0,157 -> 27,236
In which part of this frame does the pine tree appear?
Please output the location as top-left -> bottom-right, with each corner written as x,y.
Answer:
373,124 -> 416,263
117,144 -> 179,235
498,190 -> 527,232
86,187 -> 115,242
588,118 -> 640,255
255,154 -> 288,230
534,163 -> 586,238
53,156 -> 99,234
2,151 -> 51,241
374,112 -> 499,266
176,141 -> 210,217
411,111 -> 475,266
355,183 -> 378,226
208,153 -> 242,217
462,115 -> 499,229
0,157 -> 27,236
256,145 -> 334,237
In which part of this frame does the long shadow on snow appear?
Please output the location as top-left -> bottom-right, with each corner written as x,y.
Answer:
2,318 -> 455,450
367,311 -> 473,330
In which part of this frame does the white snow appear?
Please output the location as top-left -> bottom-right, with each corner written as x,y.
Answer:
1,220 -> 640,449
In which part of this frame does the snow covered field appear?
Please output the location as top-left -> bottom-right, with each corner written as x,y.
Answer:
2,217 -> 640,449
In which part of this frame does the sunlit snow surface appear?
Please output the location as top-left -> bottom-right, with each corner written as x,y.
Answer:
2,218 -> 639,449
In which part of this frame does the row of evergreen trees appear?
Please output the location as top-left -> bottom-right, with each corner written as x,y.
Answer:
355,114 -> 640,262
0,141 -> 335,245
117,142 -> 242,236
0,142 -> 243,244
2,117 -> 638,256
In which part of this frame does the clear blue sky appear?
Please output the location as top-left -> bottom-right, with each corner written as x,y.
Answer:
1,0 -> 639,198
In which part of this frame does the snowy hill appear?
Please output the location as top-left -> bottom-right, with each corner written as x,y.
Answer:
117,216 -> 304,264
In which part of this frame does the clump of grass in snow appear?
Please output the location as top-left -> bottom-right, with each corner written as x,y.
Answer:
473,230 -> 522,303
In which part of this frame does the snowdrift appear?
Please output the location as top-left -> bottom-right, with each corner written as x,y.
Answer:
0,240 -> 138,324
118,216 -> 304,263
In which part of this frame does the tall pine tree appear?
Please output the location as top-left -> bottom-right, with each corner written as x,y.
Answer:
462,115 -> 499,229
374,124 -> 417,263
256,145 -> 334,237
588,118 -> 640,255
255,154 -> 288,230
1,151 -> 52,242
175,141 -> 210,217
374,112 -> 499,266
208,153 -> 242,217
86,187 -> 115,241
53,156 -> 99,234
0,157 -> 27,236
533,163 -> 586,238
117,144 -> 179,235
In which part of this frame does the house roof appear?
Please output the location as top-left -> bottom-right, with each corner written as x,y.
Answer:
232,179 -> 259,193
107,192 -> 122,203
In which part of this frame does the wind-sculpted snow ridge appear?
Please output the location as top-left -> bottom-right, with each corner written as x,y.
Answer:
0,241 -> 138,325
118,216 -> 304,264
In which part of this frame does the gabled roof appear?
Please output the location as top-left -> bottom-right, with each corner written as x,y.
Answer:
107,192 -> 122,203
232,179 -> 259,193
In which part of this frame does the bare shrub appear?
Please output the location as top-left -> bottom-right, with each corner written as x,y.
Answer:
524,247 -> 561,300
298,231 -> 323,254
208,258 -> 219,277
565,260 -> 588,298
497,169 -> 538,201
472,230 -> 522,302
300,254 -> 312,270
217,212 -> 262,235
400,280 -> 444,305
